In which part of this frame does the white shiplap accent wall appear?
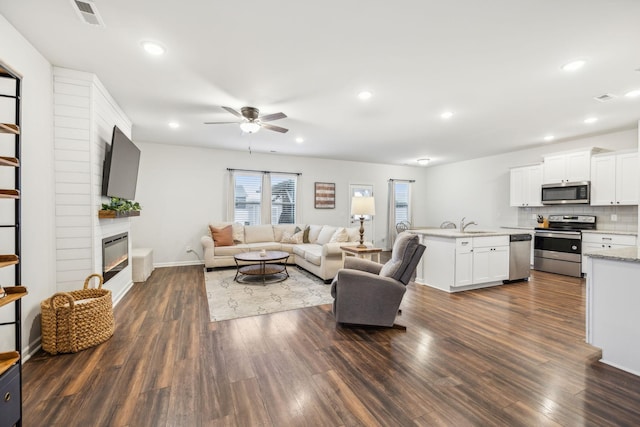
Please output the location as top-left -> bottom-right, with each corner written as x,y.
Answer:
53,68 -> 134,302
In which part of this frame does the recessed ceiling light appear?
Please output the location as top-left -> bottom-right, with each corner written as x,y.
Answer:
544,135 -> 555,142
440,111 -> 454,119
624,89 -> 640,98
562,59 -> 586,72
417,158 -> 430,166
584,117 -> 598,124
295,137 -> 304,143
141,41 -> 166,56
358,91 -> 373,100
168,122 -> 179,129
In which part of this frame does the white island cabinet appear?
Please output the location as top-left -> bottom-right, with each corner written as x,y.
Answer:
586,247 -> 640,376
412,229 -> 510,293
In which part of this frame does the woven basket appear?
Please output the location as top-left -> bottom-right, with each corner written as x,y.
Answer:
40,274 -> 115,355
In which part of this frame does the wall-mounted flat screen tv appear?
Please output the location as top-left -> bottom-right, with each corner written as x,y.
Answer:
102,125 -> 141,200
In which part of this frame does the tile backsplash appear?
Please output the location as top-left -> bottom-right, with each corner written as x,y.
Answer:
518,205 -> 638,232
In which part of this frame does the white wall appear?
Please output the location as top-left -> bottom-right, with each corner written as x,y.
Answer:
423,129 -> 638,229
130,143 -> 426,265
0,15 -> 56,356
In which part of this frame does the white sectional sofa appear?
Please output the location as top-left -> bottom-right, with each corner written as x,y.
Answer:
201,223 -> 366,281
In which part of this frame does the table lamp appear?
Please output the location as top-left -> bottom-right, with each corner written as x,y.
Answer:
351,196 -> 375,248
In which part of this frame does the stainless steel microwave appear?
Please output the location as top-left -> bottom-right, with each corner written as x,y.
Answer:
541,181 -> 590,205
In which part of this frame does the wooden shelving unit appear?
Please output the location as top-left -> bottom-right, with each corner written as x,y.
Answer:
98,209 -> 141,219
0,189 -> 20,199
0,123 -> 19,134
0,254 -> 19,268
0,351 -> 20,377
0,60 -> 24,427
0,156 -> 19,167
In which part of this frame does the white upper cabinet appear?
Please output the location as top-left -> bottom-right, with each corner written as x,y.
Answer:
543,150 -> 591,184
590,151 -> 638,206
510,164 -> 542,207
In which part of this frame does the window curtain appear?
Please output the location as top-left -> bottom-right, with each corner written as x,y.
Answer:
226,170 -> 235,221
387,180 -> 397,248
261,172 -> 272,225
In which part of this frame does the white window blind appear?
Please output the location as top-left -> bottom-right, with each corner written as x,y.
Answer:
233,173 -> 262,225
271,174 -> 297,224
394,182 -> 410,223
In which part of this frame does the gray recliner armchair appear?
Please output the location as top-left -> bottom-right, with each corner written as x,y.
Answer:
330,232 -> 425,328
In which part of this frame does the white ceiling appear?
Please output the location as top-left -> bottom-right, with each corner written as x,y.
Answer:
2,0 -> 640,166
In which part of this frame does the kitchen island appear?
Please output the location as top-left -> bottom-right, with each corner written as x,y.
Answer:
411,229 -> 522,293
586,246 -> 640,376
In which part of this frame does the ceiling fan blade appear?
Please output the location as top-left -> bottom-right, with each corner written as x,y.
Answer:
261,123 -> 289,133
259,112 -> 287,122
222,106 -> 243,118
204,121 -> 241,125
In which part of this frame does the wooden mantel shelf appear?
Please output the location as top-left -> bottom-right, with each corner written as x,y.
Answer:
98,210 -> 141,219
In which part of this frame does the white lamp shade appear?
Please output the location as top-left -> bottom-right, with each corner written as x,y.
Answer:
351,196 -> 375,216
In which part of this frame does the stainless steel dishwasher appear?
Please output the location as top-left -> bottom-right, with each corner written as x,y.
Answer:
506,233 -> 532,282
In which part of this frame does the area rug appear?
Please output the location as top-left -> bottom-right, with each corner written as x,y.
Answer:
205,266 -> 333,322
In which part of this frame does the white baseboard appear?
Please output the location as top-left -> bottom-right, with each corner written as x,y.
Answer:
153,260 -> 204,268
112,279 -> 135,306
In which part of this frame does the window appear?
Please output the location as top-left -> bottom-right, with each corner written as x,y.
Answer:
231,171 -> 298,225
233,173 -> 262,225
394,182 -> 410,224
387,179 -> 413,247
271,174 -> 297,224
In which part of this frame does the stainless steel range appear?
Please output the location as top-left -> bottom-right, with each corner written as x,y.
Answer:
533,215 -> 596,277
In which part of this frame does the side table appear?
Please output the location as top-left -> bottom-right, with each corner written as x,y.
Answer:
340,246 -> 383,264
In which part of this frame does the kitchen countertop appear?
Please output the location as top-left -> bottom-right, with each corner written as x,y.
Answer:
410,228 -> 517,238
501,225 -> 535,230
581,230 -> 638,236
586,246 -> 640,263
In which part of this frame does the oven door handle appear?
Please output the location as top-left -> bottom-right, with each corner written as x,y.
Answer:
535,231 -> 581,239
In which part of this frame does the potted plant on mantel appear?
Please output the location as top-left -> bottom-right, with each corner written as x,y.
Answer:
99,197 -> 142,218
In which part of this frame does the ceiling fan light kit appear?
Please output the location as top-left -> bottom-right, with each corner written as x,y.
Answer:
240,121 -> 261,133
205,106 -> 289,134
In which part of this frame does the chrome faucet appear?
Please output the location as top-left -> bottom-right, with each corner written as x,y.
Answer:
460,217 -> 478,231
440,221 -> 457,229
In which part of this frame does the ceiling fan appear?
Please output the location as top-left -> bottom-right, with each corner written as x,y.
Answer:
205,106 -> 288,134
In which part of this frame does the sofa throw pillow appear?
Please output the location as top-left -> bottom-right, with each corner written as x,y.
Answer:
316,226 -> 338,245
209,225 -> 234,247
302,226 -> 311,243
273,224 -> 297,242
232,222 -> 245,244
329,227 -> 349,243
309,224 -> 326,243
281,230 -> 303,244
346,227 -> 360,242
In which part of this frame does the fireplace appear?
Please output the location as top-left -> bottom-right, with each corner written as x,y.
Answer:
102,232 -> 128,281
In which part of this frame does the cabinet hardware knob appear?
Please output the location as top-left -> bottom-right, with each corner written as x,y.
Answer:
4,392 -> 10,402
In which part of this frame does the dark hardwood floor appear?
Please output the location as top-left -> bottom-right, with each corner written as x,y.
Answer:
23,265 -> 640,426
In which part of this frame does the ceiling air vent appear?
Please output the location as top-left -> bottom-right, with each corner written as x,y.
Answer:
71,0 -> 105,27
594,93 -> 616,102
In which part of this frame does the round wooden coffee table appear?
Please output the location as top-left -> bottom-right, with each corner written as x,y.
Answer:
233,250 -> 290,284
